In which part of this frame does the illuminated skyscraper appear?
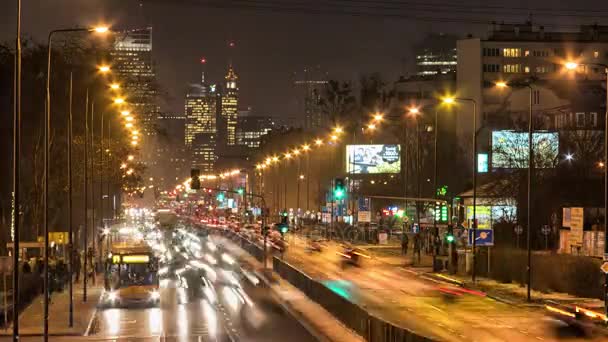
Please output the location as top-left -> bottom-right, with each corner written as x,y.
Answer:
221,65 -> 239,146
111,27 -> 158,137
185,79 -> 219,172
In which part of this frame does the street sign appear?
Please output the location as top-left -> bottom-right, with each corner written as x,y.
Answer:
468,229 -> 494,246
514,225 -> 523,235
601,262 -> 608,274
358,211 -> 371,223
541,225 -> 550,235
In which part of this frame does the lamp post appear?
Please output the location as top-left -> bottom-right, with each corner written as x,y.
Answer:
565,61 -> 608,314
442,97 -> 477,282
496,80 -> 535,301
45,26 -> 108,340
12,1 -> 22,340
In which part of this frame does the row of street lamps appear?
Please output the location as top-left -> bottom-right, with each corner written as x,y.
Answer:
10,21 -> 144,341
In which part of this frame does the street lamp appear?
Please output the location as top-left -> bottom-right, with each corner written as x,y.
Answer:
97,65 -> 111,73
109,83 -> 120,90
127,155 -> 134,161
120,110 -> 130,116
442,95 -> 478,282
315,139 -> 323,146
45,25 -> 110,336
495,79 -> 536,301
113,97 -> 125,105
373,113 -> 384,122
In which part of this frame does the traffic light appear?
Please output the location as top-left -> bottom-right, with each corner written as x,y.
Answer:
334,178 -> 346,200
190,169 -> 201,190
446,225 -> 455,243
216,192 -> 225,202
237,188 -> 244,195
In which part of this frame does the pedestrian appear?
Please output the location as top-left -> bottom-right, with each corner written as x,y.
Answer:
22,261 -> 31,274
73,251 -> 81,283
401,233 -> 409,255
413,233 -> 421,264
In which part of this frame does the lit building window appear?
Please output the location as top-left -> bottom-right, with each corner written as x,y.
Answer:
503,64 -> 521,73
503,48 -> 521,57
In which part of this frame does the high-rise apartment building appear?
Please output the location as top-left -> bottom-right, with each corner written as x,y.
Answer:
111,27 -> 158,137
221,66 -> 239,146
185,81 -> 220,172
457,22 -> 608,137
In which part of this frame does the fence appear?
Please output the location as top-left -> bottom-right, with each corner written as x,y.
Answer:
273,256 -> 435,342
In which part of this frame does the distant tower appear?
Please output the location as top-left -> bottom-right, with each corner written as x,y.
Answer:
293,67 -> 328,130
221,64 -> 239,146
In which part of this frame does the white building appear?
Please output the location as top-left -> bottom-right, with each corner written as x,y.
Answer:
457,22 -> 608,139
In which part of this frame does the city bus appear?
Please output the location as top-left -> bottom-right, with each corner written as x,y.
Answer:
102,242 -> 160,307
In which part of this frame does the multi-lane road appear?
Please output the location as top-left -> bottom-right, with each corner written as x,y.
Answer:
231,228 -> 608,342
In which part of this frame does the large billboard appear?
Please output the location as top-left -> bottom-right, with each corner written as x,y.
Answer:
491,131 -> 559,169
346,144 -> 401,174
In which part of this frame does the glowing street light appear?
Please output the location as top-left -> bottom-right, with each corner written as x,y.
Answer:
333,126 -> 343,134
110,83 -> 120,90
293,149 -> 300,155
113,97 -> 125,105
272,156 -> 279,163
442,96 -> 455,104
565,61 -> 579,70
299,174 -> 305,180
131,140 -> 138,146
125,116 -> 134,122
120,163 -> 127,169
127,155 -> 134,161
495,81 -> 508,88
302,144 -> 310,151
125,122 -> 133,128
92,26 -> 110,33
565,153 -> 574,161
330,134 -> 338,141
98,65 -> 111,73
315,139 -> 323,146
367,123 -> 376,130
407,107 -> 420,116
284,153 -> 292,159
120,110 -> 130,116
373,113 -> 384,122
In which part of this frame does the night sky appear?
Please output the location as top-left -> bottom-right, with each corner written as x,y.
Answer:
1,0 -> 607,121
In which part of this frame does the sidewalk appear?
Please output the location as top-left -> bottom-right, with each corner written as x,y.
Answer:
0,278 -> 104,336
229,241 -> 365,342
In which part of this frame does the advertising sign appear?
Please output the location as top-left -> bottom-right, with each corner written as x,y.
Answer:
346,144 -> 401,174
570,207 -> 584,246
358,211 -> 371,223
468,229 -> 494,246
492,131 -> 559,169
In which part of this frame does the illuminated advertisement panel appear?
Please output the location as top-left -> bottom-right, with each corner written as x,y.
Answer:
492,131 -> 558,169
346,144 -> 401,174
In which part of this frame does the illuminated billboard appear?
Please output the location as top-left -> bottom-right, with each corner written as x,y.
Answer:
346,144 -> 401,174
491,131 -> 558,169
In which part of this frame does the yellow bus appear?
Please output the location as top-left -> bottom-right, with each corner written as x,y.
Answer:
103,242 -> 160,307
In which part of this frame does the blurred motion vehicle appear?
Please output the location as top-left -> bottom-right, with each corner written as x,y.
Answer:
103,242 -> 160,307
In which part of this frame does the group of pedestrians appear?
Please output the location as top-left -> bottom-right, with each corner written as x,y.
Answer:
401,232 -> 422,264
19,247 -> 96,293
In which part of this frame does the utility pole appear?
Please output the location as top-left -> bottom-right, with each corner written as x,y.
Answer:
67,72 -> 74,327
83,91 -> 89,302
12,1 -> 22,340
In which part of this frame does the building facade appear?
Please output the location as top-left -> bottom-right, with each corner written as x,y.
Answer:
221,66 -> 239,146
415,33 -> 458,76
457,22 -> 608,139
236,115 -> 275,149
185,81 -> 220,172
111,27 -> 158,137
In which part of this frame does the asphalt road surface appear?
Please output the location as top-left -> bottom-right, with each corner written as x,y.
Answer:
232,229 -> 608,342
51,225 -> 316,342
